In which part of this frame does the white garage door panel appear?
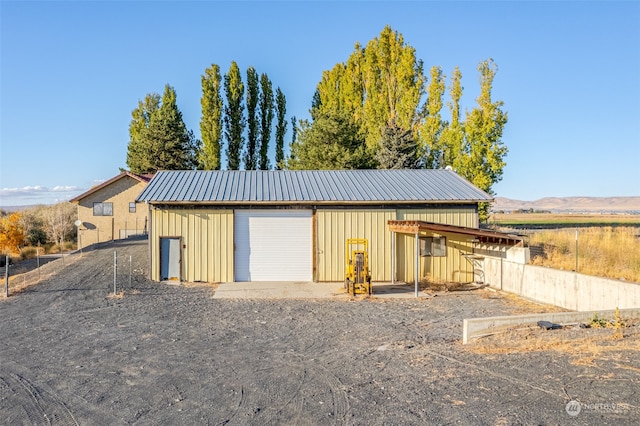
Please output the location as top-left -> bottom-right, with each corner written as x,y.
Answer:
235,210 -> 312,281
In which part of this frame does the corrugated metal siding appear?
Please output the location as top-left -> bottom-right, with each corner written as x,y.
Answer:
150,208 -> 233,282
396,206 -> 478,228
137,170 -> 492,204
395,208 -> 476,283
316,210 -> 395,282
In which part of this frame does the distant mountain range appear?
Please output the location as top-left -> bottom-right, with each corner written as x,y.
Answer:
4,196 -> 640,214
493,196 -> 640,213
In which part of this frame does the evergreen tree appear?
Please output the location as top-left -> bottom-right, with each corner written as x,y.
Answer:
376,121 -> 422,169
126,85 -> 198,174
200,64 -> 223,170
126,93 -> 160,174
224,61 -> 245,170
274,87 -> 287,169
286,112 -> 372,170
244,66 -> 259,170
258,73 -> 274,170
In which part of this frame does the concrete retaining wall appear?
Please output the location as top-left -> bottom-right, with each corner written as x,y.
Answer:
463,308 -> 640,344
483,257 -> 640,311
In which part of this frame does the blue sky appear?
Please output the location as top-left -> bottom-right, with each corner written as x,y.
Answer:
1,1 -> 639,207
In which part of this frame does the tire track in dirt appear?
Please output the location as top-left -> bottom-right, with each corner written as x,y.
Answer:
214,356 -> 349,425
0,367 -> 79,425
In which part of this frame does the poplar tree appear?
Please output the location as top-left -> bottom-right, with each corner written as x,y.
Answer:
224,61 -> 245,170
361,26 -> 424,149
309,26 -> 424,154
440,66 -> 465,173
258,73 -> 274,170
419,66 -> 447,168
244,66 -> 259,170
274,87 -> 287,169
200,64 -> 223,170
461,59 -> 508,195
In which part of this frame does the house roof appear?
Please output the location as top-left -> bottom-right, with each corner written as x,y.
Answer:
70,171 -> 153,203
136,169 -> 492,205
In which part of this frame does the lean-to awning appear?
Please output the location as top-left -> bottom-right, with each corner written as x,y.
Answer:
387,220 -> 524,298
387,220 -> 523,245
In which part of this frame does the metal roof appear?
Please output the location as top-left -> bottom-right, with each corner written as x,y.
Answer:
136,170 -> 493,205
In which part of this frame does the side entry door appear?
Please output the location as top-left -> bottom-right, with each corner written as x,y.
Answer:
160,237 -> 181,281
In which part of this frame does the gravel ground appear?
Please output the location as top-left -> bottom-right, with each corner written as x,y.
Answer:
1,237 -> 638,425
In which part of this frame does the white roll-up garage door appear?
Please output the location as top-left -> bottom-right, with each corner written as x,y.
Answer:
234,210 -> 312,282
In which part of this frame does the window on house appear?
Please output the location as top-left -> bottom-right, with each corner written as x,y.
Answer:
129,202 -> 136,213
419,236 -> 447,257
93,202 -> 113,216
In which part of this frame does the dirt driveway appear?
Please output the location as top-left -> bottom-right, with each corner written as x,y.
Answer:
1,238 -> 638,425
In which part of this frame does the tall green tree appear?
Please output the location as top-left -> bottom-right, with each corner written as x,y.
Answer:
310,26 -> 425,155
258,73 -> 274,170
200,64 -> 223,170
244,66 -> 260,170
274,87 -> 287,169
460,59 -> 508,220
286,112 -> 371,170
459,59 -> 508,193
440,66 -> 466,173
361,26 -> 424,149
126,85 -> 198,174
376,121 -> 422,169
419,66 -> 447,168
224,61 -> 245,170
126,93 -> 160,174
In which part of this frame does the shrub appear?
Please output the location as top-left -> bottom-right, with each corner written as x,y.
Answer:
20,246 -> 39,260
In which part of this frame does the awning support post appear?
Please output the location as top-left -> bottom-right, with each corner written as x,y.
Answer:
415,232 -> 419,298
391,231 -> 395,285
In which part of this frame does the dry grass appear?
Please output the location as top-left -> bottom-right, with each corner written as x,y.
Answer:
479,289 -> 565,314
528,227 -> 640,283
107,291 -> 125,299
468,319 -> 640,368
491,213 -> 640,226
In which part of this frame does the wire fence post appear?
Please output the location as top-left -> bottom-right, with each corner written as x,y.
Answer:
575,228 -> 578,273
129,255 -> 132,290
37,248 -> 41,282
113,251 -> 117,295
4,255 -> 9,298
